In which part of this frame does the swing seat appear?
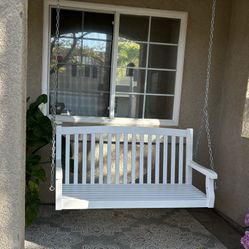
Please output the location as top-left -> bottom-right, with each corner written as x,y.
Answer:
55,126 -> 217,210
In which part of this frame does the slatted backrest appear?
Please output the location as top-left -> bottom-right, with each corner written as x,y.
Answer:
56,126 -> 193,185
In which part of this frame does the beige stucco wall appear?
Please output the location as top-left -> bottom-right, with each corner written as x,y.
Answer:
0,0 -> 27,248
214,0 -> 249,227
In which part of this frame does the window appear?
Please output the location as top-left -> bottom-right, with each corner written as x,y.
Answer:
43,1 -> 187,125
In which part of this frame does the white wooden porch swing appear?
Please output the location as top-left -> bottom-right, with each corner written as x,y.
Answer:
49,0 -> 218,210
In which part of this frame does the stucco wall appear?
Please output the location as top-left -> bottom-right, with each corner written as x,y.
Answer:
0,0 -> 27,248
214,0 -> 249,227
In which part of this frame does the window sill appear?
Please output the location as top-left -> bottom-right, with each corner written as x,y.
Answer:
52,115 -> 178,127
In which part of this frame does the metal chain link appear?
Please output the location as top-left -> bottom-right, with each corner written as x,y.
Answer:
49,0 -> 60,192
194,0 -> 216,172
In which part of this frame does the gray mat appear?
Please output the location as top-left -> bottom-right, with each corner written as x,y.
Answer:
25,206 -> 227,249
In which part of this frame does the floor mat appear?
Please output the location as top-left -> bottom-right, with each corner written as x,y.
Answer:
25,206 -> 227,249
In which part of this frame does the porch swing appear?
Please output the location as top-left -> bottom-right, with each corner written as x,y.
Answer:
50,0 -> 218,210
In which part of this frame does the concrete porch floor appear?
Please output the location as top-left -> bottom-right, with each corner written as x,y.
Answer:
25,205 -> 243,249
189,209 -> 243,249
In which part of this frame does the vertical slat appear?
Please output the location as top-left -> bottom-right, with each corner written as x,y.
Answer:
147,134 -> 152,184
73,134 -> 79,184
107,133 -> 112,184
65,134 -> 70,184
186,129 -> 193,184
139,134 -> 144,184
90,133 -> 95,184
99,134 -> 104,184
155,135 -> 160,184
82,134 -> 87,184
163,136 -> 168,184
123,133 -> 128,184
131,133 -> 136,184
115,133 -> 120,184
178,136 -> 184,184
171,136 -> 176,184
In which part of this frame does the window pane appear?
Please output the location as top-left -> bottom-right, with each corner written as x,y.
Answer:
119,14 -> 149,41
50,38 -> 81,67
116,68 -> 146,93
115,94 -> 143,118
147,70 -> 176,94
83,12 -> 114,41
50,9 -> 114,117
118,39 -> 147,68
51,8 -> 83,38
56,64 -> 110,91
82,39 -> 112,65
55,90 -> 109,117
149,44 -> 177,69
52,64 -> 110,116
150,17 -> 180,44
145,96 -> 174,119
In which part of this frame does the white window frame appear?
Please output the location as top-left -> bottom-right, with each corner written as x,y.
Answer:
42,0 -> 188,126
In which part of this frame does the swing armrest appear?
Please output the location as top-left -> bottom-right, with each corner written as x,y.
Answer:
189,160 -> 217,179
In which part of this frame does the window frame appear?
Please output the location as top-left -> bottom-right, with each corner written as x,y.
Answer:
42,0 -> 188,126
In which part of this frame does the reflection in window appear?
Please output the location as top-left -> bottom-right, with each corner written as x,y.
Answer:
150,17 -> 180,44
115,14 -> 179,119
50,8 -> 114,117
48,7 -> 184,122
92,66 -> 98,78
145,96 -> 174,119
117,39 -> 147,68
115,94 -> 144,118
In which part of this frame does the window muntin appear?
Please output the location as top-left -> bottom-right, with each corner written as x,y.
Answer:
46,3 -> 187,125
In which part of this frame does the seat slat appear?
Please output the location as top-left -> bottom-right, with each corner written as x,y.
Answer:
61,184 -> 207,209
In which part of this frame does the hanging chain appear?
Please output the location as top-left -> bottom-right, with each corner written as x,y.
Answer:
194,0 -> 216,172
49,0 -> 60,192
